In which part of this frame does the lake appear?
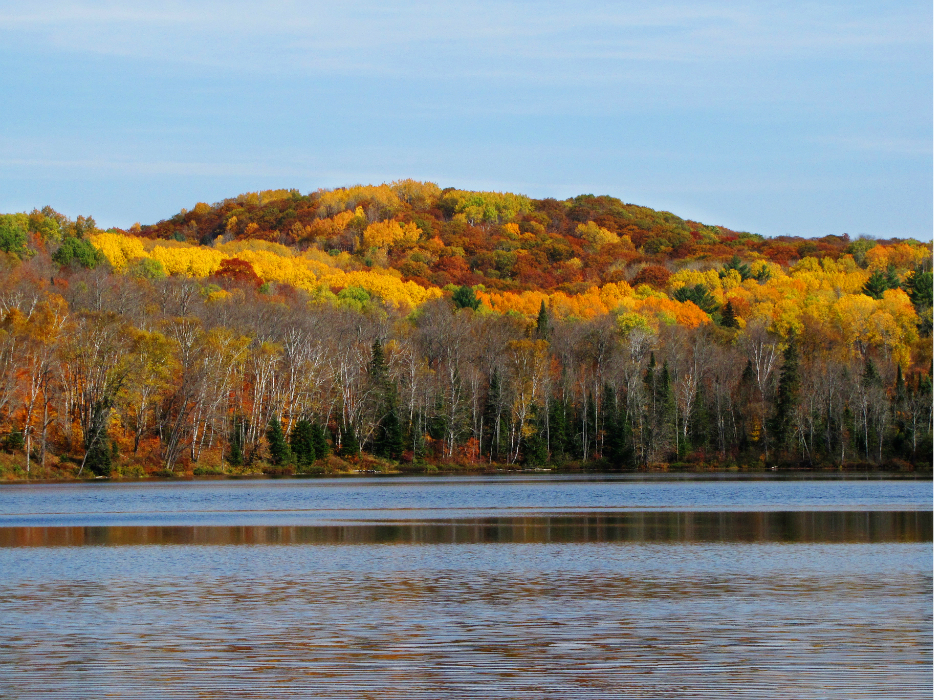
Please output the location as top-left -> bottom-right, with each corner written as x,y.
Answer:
0,475 -> 930,698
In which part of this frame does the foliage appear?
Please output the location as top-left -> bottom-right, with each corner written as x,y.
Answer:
266,419 -> 293,466
361,220 -> 421,250
452,285 -> 481,310
0,183 -> 930,476
0,214 -> 30,258
289,419 -> 317,467
672,284 -> 718,315
53,236 -> 106,269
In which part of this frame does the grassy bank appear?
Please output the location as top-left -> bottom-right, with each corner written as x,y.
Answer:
0,449 -> 928,483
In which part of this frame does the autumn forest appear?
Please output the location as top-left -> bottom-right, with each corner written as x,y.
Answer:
0,181 -> 931,479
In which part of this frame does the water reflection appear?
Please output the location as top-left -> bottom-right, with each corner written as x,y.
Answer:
0,540 -> 930,699
1,510 -> 929,547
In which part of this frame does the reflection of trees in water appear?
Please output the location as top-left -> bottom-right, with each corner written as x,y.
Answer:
2,510 -> 929,547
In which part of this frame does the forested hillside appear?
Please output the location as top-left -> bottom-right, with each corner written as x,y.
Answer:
0,181 -> 931,478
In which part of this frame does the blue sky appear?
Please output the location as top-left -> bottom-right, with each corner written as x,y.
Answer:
0,1 -> 930,238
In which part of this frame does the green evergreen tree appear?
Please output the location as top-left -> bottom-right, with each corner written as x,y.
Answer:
339,420 -> 360,457
721,299 -> 738,328
266,419 -> 293,466
902,265 -> 933,336
535,300 -> 550,339
673,284 -> 718,314
601,385 -> 624,466
862,268 -> 899,299
521,407 -> 548,466
84,434 -> 112,477
369,338 -> 388,388
903,265 -> 933,310
688,381 -> 711,455
769,338 -> 800,452
720,255 -> 752,281
289,418 -> 317,467
310,421 -> 330,459
452,285 -> 480,310
374,391 -> 404,460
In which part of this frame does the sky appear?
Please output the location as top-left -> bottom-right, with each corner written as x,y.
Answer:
0,0 -> 931,238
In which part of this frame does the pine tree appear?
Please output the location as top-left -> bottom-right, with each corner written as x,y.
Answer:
535,300 -> 550,339
369,338 -> 388,389
339,420 -> 359,457
721,300 -> 738,328
310,421 -> 330,459
374,390 -> 404,460
602,385 -> 624,466
85,434 -> 112,477
452,285 -> 480,310
769,338 -> 800,452
266,419 -> 293,466
688,381 -> 711,455
289,418 -> 316,467
521,408 -> 548,466
862,269 -> 894,299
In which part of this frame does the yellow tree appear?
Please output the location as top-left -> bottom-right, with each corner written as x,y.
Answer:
16,296 -> 68,475
505,339 -> 550,463
360,220 -> 421,250
118,329 -> 178,453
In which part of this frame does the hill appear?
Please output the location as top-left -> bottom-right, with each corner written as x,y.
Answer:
0,181 -> 930,478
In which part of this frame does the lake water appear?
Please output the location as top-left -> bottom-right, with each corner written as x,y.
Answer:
0,475 -> 930,698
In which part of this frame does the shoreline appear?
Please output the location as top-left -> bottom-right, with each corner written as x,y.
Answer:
1,466 -> 930,486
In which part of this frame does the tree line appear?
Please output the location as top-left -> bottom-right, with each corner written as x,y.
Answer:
0,262 -> 929,478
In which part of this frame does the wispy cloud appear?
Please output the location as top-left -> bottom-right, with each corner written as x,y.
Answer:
1,1 -> 927,79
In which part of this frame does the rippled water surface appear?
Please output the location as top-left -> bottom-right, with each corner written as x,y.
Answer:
0,476 -> 930,698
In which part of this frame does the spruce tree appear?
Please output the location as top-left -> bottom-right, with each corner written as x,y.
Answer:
688,381 -> 710,454
369,338 -> 388,388
339,420 -> 360,457
602,385 -> 623,466
375,391 -> 404,460
452,285 -> 480,310
535,300 -> 550,339
521,408 -> 548,466
266,419 -> 293,466
289,418 -> 316,467
769,338 -> 800,452
862,269 -> 898,299
310,421 -> 330,459
85,434 -> 112,477
721,300 -> 738,328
